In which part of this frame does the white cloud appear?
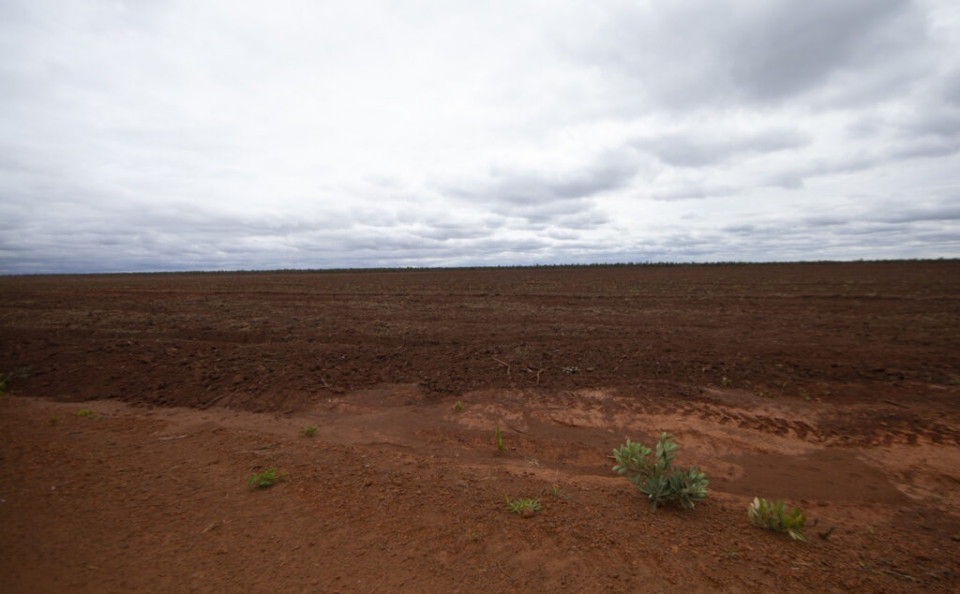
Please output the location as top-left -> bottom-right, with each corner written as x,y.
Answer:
1,0 -> 959,273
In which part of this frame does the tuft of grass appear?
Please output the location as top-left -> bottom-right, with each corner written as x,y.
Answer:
300,424 -> 318,437
76,409 -> 94,418
453,400 -> 464,412
249,467 -> 286,489
748,497 -> 807,541
48,415 -> 60,425
504,495 -> 541,516
721,376 -> 731,388
494,425 -> 504,453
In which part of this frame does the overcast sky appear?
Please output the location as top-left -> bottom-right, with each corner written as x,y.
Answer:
2,0 -> 959,274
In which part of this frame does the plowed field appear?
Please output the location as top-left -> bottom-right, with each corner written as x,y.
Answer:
1,262 -> 958,592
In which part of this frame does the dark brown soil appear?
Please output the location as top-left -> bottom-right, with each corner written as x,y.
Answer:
1,262 -> 958,592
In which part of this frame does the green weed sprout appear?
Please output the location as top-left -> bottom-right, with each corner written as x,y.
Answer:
48,415 -> 60,425
504,495 -> 541,515
249,467 -> 286,489
300,424 -> 318,437
453,400 -> 464,412
748,497 -> 807,541
0,367 -> 32,394
612,432 -> 708,511
76,409 -> 94,418
494,425 -> 504,453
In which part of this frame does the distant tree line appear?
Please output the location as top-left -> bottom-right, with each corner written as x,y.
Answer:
175,257 -> 958,275
11,257 -> 956,277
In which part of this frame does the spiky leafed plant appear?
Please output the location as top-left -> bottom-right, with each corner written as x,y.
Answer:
612,432 -> 708,511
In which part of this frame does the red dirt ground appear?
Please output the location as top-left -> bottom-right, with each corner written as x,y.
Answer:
1,262 -> 958,592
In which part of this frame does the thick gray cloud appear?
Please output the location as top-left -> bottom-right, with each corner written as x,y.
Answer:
438,156 -> 634,231
444,160 -> 634,207
636,128 -> 809,168
1,0 -> 958,274
563,0 -> 928,108
727,0 -> 922,101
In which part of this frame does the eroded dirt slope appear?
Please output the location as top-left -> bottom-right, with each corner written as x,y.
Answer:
2,386 -> 959,593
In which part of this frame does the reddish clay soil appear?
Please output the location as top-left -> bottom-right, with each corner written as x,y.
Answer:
1,262 -> 959,593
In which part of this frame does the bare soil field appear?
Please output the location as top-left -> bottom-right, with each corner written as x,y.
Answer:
1,261 -> 959,593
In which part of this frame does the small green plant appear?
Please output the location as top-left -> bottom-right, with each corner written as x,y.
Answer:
504,495 -> 541,515
494,425 -> 504,453
747,497 -> 807,541
453,400 -> 464,412
300,424 -> 318,437
721,376 -> 731,388
76,409 -> 94,418
0,366 -> 32,394
249,467 -> 285,489
48,415 -> 60,425
612,432 -> 708,511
